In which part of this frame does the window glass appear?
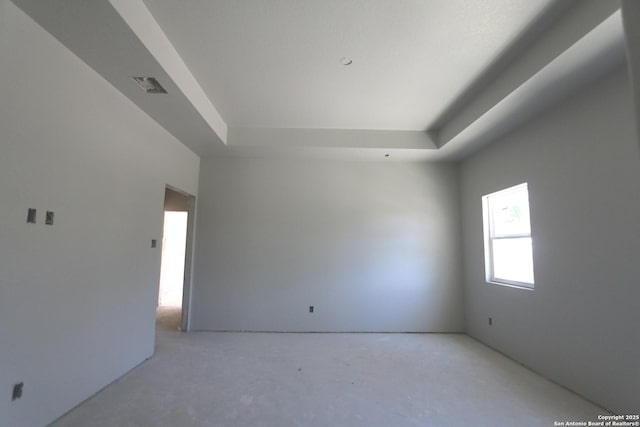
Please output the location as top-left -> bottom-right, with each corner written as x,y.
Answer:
491,237 -> 534,284
483,183 -> 534,288
490,188 -> 531,237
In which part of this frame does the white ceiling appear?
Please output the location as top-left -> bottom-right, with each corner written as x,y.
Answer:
143,0 -> 555,130
9,0 -> 627,160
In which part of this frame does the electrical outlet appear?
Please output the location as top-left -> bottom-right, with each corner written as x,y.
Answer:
488,317 -> 493,326
151,239 -> 157,248
309,306 -> 314,313
27,208 -> 36,224
45,211 -> 54,225
12,382 -> 23,401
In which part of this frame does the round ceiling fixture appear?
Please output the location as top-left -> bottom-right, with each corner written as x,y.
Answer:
339,57 -> 353,66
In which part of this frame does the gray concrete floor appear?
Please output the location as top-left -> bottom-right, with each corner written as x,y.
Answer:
51,307 -> 607,426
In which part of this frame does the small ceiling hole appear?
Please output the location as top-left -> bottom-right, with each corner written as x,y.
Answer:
339,57 -> 353,66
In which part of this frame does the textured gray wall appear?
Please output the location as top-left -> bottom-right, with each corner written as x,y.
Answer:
460,66 -> 640,414
622,0 -> 640,147
192,158 -> 463,332
0,2 -> 200,426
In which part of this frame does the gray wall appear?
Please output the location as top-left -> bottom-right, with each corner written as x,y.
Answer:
623,0 -> 640,145
192,157 -> 463,332
0,2 -> 200,426
460,66 -> 640,414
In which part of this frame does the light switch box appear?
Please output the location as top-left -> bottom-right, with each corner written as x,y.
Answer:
27,209 -> 36,224
45,211 -> 54,225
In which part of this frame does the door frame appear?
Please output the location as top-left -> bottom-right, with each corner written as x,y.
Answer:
164,184 -> 196,332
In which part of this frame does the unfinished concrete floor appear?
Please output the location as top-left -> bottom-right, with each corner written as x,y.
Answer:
51,307 -> 607,426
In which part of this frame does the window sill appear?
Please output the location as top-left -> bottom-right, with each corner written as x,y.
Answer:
486,280 -> 534,291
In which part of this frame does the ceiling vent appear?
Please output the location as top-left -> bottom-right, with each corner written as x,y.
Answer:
133,76 -> 167,94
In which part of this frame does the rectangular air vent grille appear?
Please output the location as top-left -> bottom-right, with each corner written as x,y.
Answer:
133,76 -> 167,94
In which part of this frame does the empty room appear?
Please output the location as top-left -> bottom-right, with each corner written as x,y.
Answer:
1,0 -> 639,426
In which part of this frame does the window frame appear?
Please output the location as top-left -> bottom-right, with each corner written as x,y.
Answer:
482,183 -> 535,290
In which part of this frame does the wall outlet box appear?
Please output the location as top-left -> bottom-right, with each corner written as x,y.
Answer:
27,208 -> 36,224
45,211 -> 54,225
12,382 -> 23,401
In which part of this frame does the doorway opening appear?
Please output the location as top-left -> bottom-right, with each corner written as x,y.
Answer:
156,186 -> 195,332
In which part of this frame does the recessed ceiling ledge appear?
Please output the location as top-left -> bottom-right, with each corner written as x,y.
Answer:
228,128 -> 438,150
437,9 -> 627,160
434,0 -> 621,150
109,0 -> 228,145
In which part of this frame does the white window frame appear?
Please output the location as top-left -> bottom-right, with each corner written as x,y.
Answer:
482,183 -> 534,290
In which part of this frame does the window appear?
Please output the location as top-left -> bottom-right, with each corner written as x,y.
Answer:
482,183 -> 534,288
